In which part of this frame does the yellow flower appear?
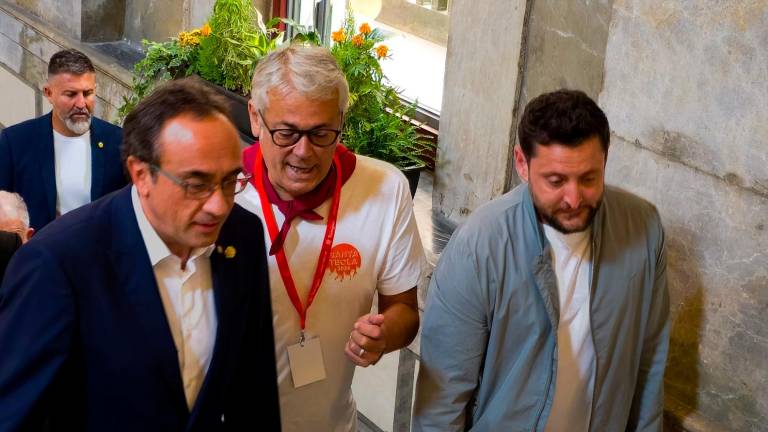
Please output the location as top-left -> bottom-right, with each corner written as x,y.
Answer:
352,34 -> 364,47
359,23 -> 372,35
178,31 -> 201,47
200,23 -> 212,37
376,44 -> 389,58
332,29 -> 346,43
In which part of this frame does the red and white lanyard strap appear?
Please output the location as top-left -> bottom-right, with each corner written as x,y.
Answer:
253,147 -> 343,336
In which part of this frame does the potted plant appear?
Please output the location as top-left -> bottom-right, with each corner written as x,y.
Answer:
329,14 -> 435,196
118,0 -> 316,141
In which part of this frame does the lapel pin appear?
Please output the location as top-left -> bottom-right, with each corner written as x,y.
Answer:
216,245 -> 223,254
224,246 -> 236,259
97,141 -> 104,149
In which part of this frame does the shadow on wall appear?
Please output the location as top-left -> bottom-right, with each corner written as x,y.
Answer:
662,224 -> 703,431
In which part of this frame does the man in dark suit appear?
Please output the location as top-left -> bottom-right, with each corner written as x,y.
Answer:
0,48 -> 125,230
0,77 -> 280,431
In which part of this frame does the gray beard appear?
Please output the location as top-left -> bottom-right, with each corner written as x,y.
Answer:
64,115 -> 91,135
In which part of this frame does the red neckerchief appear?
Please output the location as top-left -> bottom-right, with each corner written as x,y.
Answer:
242,142 -> 356,255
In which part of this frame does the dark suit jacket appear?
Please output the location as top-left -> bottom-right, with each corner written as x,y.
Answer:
0,186 -> 280,431
0,112 -> 126,230
0,231 -> 21,284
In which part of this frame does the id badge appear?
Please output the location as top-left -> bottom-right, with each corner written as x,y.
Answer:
287,337 -> 327,388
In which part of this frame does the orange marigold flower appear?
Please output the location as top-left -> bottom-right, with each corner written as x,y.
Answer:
359,23 -> 372,35
352,34 -> 364,47
376,44 -> 389,58
200,23 -> 212,37
332,29 -> 346,43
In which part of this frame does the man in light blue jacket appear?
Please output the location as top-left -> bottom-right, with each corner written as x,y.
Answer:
413,89 -> 669,431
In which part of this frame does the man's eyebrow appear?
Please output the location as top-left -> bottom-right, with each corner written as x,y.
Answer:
179,168 -> 243,180
177,170 -> 215,181
274,120 -> 334,130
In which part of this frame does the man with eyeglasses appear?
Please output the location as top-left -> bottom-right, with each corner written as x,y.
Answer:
0,77 -> 280,431
235,45 -> 427,431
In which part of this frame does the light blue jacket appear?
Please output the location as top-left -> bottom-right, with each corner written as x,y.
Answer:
413,183 -> 669,431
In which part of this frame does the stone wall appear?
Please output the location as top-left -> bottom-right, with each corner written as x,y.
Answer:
9,0 -> 81,38
432,0 -> 528,223
0,1 -> 132,125
600,1 -> 768,429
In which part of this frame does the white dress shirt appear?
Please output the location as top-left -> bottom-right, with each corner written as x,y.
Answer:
53,130 -> 91,215
543,224 -> 596,432
131,186 -> 218,410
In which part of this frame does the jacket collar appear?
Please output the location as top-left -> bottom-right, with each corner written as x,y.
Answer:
521,182 -> 607,330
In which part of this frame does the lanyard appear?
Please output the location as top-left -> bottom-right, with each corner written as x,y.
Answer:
253,147 -> 343,333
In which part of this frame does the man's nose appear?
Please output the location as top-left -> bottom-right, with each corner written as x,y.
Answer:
291,135 -> 314,158
563,182 -> 583,209
73,93 -> 87,109
202,186 -> 231,218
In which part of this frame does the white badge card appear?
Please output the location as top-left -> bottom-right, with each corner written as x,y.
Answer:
287,337 -> 327,388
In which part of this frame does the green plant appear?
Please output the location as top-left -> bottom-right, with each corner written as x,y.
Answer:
117,26 -> 206,120
196,0 -> 278,96
118,0 -> 317,121
330,13 -> 434,169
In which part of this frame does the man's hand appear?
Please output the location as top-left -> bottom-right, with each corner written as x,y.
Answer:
345,313 -> 387,367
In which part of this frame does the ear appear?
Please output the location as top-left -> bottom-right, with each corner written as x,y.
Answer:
126,156 -> 153,197
43,83 -> 53,101
514,145 -> 530,183
247,100 -> 261,140
25,228 -> 34,242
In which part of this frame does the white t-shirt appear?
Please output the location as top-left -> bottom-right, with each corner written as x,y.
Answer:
542,224 -> 596,432
236,155 -> 427,432
131,187 -> 217,410
53,130 -> 91,215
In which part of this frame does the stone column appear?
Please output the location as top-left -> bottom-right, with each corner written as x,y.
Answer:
432,0 -> 528,224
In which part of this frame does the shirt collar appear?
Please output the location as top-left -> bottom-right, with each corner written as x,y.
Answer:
131,186 -> 215,267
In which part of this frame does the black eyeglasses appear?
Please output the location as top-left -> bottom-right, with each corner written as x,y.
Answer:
150,164 -> 252,200
258,110 -> 342,148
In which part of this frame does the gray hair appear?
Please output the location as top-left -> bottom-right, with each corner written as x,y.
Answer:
48,49 -> 95,78
0,191 -> 30,228
250,44 -> 349,113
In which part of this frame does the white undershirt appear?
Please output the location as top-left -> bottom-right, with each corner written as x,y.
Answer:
53,130 -> 91,215
543,224 -> 596,432
131,186 -> 218,410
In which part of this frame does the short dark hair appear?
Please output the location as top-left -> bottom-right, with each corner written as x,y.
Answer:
517,89 -> 610,160
48,49 -> 95,77
121,77 -> 232,168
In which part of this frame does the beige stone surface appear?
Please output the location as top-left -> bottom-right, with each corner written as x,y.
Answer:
0,65 -> 35,126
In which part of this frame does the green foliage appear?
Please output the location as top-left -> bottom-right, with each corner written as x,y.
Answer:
330,13 -> 434,169
117,37 -> 199,121
196,0 -> 279,96
117,0 -> 318,122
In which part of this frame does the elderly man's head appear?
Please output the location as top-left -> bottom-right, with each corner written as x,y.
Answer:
44,49 -> 96,137
0,192 -> 34,243
248,44 -> 349,200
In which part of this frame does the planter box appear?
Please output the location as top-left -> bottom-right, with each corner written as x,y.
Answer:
198,78 -> 256,144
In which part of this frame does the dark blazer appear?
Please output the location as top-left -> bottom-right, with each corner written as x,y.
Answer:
0,231 -> 21,284
0,112 -> 126,230
0,186 -> 280,431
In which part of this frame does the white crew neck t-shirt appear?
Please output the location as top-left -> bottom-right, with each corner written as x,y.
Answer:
542,224 -> 596,432
53,129 -> 91,215
236,154 -> 427,432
